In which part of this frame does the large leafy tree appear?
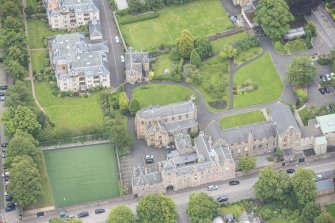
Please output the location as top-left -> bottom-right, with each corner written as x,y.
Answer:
2,105 -> 41,135
3,16 -> 24,32
287,0 -> 321,17
108,124 -> 133,156
300,202 -> 321,223
5,46 -> 29,67
9,156 -> 42,208
128,98 -> 141,115
4,60 -> 28,81
4,80 -> 34,108
254,166 -> 279,202
0,31 -> 26,49
136,194 -> 177,223
0,1 -> 20,23
219,45 -> 237,60
315,212 -> 335,223
194,37 -> 213,59
6,130 -> 42,169
186,192 -> 218,223
190,49 -> 201,68
176,30 -> 194,58
290,168 -> 316,207
107,205 -> 136,223
49,218 -> 83,223
239,155 -> 256,173
255,0 -> 294,39
288,55 -> 317,87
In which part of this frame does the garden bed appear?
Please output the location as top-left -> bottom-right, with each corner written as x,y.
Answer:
273,39 -> 307,55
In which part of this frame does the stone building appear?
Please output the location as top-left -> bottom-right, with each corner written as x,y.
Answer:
48,33 -> 110,92
132,133 -> 235,197
135,100 -> 198,147
44,0 -> 100,29
125,49 -> 150,84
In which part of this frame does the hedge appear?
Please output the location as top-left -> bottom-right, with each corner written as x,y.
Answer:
118,12 -> 160,25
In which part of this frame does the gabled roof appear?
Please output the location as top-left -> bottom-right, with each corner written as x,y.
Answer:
271,102 -> 300,134
88,19 -> 102,38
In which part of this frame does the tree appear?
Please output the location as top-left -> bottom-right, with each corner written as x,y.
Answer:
2,105 -> 41,135
254,166 -> 279,202
128,98 -> 141,115
49,218 -> 83,223
136,194 -> 177,223
219,45 -> 237,60
194,37 -> 213,59
290,168 -> 316,207
4,80 -> 34,108
107,205 -> 136,223
6,130 -> 42,169
118,93 -> 129,112
5,46 -> 29,68
288,55 -> 317,87
0,1 -> 20,23
239,155 -> 256,173
9,156 -> 42,208
300,202 -> 321,223
315,212 -> 335,223
109,124 -> 133,156
176,30 -> 194,58
4,60 -> 28,81
186,192 -> 218,223
295,89 -> 308,107
0,30 -> 26,49
25,5 -> 36,17
182,64 -> 201,84
255,0 -> 294,39
287,0 -> 321,17
3,16 -> 24,32
190,49 -> 201,68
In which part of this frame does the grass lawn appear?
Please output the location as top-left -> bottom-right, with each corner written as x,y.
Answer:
326,203 -> 335,218
34,82 -> 104,131
211,32 -> 249,53
218,204 -> 245,217
193,55 -> 229,111
234,53 -> 283,108
234,47 -> 263,66
268,217 -> 299,223
27,155 -> 53,209
28,19 -> 65,49
27,0 -> 39,11
119,0 -> 232,50
219,110 -> 266,129
273,39 -> 307,55
31,50 -> 49,73
153,54 -> 176,76
44,144 -> 119,208
132,84 -> 194,108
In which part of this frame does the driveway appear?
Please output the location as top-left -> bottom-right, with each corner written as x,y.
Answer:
99,0 -> 125,88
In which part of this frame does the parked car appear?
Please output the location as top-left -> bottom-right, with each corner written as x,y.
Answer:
115,36 -> 120,43
2,152 -> 6,158
207,185 -> 219,191
330,72 -> 335,79
120,55 -> 125,63
78,211 -> 89,218
286,168 -> 295,174
1,143 -> 8,148
5,194 -> 13,201
229,180 -> 240,186
216,196 -> 228,203
166,144 -> 176,153
319,88 -> 326,95
2,171 -> 9,177
325,87 -> 331,94
320,75 -> 327,82
145,155 -> 154,164
0,86 -> 8,90
0,96 -> 5,101
95,208 -> 105,214
314,174 -> 323,182
4,176 -> 9,182
37,212 -> 45,218
5,203 -> 16,212
0,92 -> 5,96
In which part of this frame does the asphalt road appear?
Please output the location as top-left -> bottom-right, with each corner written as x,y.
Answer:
23,157 -> 335,223
99,0 -> 125,87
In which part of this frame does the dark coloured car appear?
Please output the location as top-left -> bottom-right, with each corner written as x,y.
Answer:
0,92 -> 5,96
229,180 -> 240,186
144,155 -> 154,164
37,212 -> 45,218
286,168 -> 295,174
5,203 -> 16,212
217,196 -> 228,203
325,87 -> 331,94
319,88 -> 326,95
1,143 -> 8,148
0,86 -> 8,90
78,211 -> 89,218
95,208 -> 105,214
5,194 -> 13,201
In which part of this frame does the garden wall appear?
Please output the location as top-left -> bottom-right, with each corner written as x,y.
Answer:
207,27 -> 246,41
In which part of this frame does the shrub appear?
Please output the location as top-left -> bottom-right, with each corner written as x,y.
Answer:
317,57 -> 332,65
177,58 -> 184,74
235,37 -> 260,51
118,12 -> 160,25
266,156 -> 274,162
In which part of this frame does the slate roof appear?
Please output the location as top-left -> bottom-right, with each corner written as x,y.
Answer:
133,166 -> 162,186
137,100 -> 196,119
46,0 -> 100,17
163,119 -> 198,133
205,120 -> 276,145
174,131 -> 194,154
315,179 -> 334,193
271,102 -> 300,135
125,48 -> 149,72
167,150 -> 198,166
88,19 -> 102,38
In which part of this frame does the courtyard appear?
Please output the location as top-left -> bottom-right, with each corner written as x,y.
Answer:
219,110 -> 266,129
118,0 -> 233,50
44,144 -> 120,208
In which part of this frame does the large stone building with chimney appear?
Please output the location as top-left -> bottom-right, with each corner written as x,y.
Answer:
125,49 -> 150,84
44,0 -> 100,29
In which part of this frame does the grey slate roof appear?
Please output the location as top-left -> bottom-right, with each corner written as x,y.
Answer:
88,20 -> 102,38
49,33 -> 110,80
46,0 -> 99,17
137,100 -> 196,119
174,131 -> 194,154
133,167 -> 162,186
271,102 -> 300,135
301,125 -> 322,137
315,179 -> 334,193
205,120 -> 276,145
167,150 -> 198,166
125,48 -> 149,73
163,119 -> 198,133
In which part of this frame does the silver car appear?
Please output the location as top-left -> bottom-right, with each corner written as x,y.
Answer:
207,185 -> 219,191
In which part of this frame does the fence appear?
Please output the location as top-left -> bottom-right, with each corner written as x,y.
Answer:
39,133 -> 110,147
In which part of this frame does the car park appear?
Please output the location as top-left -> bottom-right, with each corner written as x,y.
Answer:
78,211 -> 89,218
145,155 -> 154,164
5,203 -> 16,212
95,208 -> 105,214
207,185 -> 219,191
325,87 -> 331,94
37,212 -> 45,218
286,168 -> 295,174
115,36 -> 120,43
229,180 -> 240,186
319,88 -> 326,95
1,143 -> 8,148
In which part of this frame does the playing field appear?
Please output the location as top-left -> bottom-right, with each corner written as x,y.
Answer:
44,144 -> 120,208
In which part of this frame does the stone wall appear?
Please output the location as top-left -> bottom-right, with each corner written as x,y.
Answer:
207,27 -> 246,41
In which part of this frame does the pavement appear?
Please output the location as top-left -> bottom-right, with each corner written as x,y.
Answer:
99,0 -> 125,88
21,157 -> 335,223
